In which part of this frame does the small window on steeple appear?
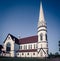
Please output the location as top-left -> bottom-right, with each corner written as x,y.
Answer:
40,33 -> 43,41
45,34 -> 47,41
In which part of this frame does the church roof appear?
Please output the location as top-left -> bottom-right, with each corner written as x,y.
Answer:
3,34 -> 20,44
4,34 -> 38,45
19,35 -> 38,44
9,34 -> 20,44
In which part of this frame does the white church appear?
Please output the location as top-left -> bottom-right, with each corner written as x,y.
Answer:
3,1 -> 48,58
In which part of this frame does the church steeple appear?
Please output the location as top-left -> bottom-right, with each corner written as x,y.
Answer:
38,1 -> 46,27
37,1 -> 48,57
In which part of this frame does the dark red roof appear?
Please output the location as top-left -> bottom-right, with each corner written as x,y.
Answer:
4,34 -> 38,45
17,49 -> 37,52
19,35 -> 38,44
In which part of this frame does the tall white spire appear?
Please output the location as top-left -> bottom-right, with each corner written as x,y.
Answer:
39,1 -> 45,22
38,1 -> 46,27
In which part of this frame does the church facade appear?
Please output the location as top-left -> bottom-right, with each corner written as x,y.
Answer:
3,1 -> 48,58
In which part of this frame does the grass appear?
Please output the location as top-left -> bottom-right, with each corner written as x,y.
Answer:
0,56 -> 60,61
0,57 -> 49,61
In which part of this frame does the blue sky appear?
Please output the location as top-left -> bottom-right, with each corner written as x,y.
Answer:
0,0 -> 60,54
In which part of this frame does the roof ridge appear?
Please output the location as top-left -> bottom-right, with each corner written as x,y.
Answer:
19,35 -> 37,40
8,33 -> 18,39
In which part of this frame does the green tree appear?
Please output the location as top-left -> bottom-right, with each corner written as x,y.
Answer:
55,52 -> 59,55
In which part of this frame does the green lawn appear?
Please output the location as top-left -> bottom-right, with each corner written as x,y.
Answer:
0,57 -> 49,61
0,57 -> 60,61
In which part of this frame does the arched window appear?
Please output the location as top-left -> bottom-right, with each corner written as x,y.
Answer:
45,34 -> 47,41
30,45 -> 32,49
40,33 -> 43,41
25,45 -> 27,50
6,42 -> 11,53
24,45 -> 25,50
27,53 -> 29,55
20,46 -> 22,50
28,45 -> 30,49
47,50 -> 48,54
24,45 -> 27,50
34,44 -> 35,49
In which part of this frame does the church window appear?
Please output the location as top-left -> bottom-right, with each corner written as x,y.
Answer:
47,50 -> 48,54
33,53 -> 35,55
17,53 -> 19,55
28,45 -> 32,49
34,44 -> 37,49
45,34 -> 47,41
30,45 -> 32,49
29,45 -> 32,49
20,46 -> 22,50
24,45 -> 25,50
22,53 -> 24,55
28,45 -> 30,49
40,33 -> 43,40
6,42 -> 11,53
24,45 -> 27,50
27,53 -> 29,55
25,45 -> 27,50
36,44 -> 37,49
34,44 -> 35,49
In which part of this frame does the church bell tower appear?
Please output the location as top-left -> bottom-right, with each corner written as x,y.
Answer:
37,1 -> 48,57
